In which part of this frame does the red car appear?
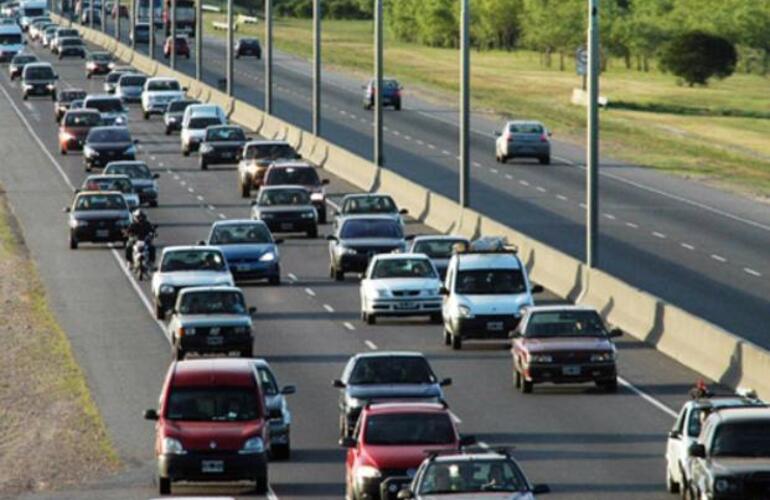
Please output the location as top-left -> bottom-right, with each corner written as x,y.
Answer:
340,402 -> 472,500
164,35 -> 190,59
144,359 -> 270,495
59,109 -> 102,154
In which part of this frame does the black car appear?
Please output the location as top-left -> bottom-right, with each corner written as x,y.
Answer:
250,186 -> 318,238
199,125 -> 248,170
64,191 -> 131,249
83,126 -> 139,171
9,53 -> 38,80
327,215 -> 406,280
57,37 -> 86,59
21,62 -> 58,100
54,88 -> 87,123
85,51 -> 113,78
332,352 -> 451,438
363,78 -> 402,110
163,98 -> 199,135
235,37 -> 261,59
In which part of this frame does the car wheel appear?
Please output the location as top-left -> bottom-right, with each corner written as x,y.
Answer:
443,329 -> 451,346
174,346 -> 185,361
154,302 -> 165,320
268,275 -> 281,286
86,71 -> 92,79
334,267 -> 344,281
51,92 -> 57,101
85,163 -> 92,172
514,370 -> 522,388
240,176 -> 251,198
598,378 -> 618,393
395,100 -> 401,111
158,476 -> 171,495
501,154 -> 508,164
318,209 -> 327,224
143,111 -> 149,120
451,333 -> 462,350
307,227 -> 318,238
366,313 -> 376,325
150,200 -> 158,208
164,126 -> 170,135
272,443 -> 290,460
182,147 -> 189,157
521,377 -> 533,394
666,466 -> 680,494
539,155 -> 551,165
199,157 -> 207,170
22,92 -> 28,100
61,148 -> 67,155
430,312 -> 442,324
69,234 -> 78,249
254,473 -> 268,495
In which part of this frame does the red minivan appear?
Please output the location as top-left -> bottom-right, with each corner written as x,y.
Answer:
144,359 -> 270,495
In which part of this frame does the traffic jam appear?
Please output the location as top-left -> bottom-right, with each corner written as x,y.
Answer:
4,6 -> 770,500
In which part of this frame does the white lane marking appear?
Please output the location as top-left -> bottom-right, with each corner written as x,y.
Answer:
218,213 -> 227,219
207,204 -> 216,211
268,486 -> 279,500
519,180 -> 529,187
344,322 -> 356,331
365,340 -> 378,350
603,213 -> 616,220
173,174 -> 180,180
472,161 -> 482,168
305,287 -> 316,297
428,144 -> 436,150
557,194 -> 568,201
150,155 -> 156,160
187,187 -> 194,193
536,186 -> 547,193
416,139 -> 424,145
441,149 -> 451,155
323,304 -> 334,313
711,254 -> 727,263
625,222 -> 639,229
652,232 -> 667,239
618,377 -> 677,418
490,168 -> 498,174
157,162 -> 164,167
680,243 -> 695,250
287,273 -> 298,282
392,130 -> 400,136
403,135 -> 412,141
180,180 -> 186,186
744,268 -> 762,277
504,174 -> 513,180
196,195 -> 204,201
579,203 -> 587,209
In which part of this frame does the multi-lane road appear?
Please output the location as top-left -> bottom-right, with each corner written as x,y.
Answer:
0,23 -> 737,500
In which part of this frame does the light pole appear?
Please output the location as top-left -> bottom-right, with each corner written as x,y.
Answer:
100,0 -> 105,31
114,0 -> 120,41
149,0 -> 155,58
226,0 -> 233,95
195,0 -> 202,80
312,0 -> 321,136
264,0 -> 272,114
586,0 -> 600,267
373,0 -> 383,166
459,0 -> 470,208
170,0 -> 176,69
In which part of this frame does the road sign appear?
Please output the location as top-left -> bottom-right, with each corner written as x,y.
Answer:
576,47 -> 588,76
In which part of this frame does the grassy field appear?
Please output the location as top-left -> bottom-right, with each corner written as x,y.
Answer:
205,15 -> 770,199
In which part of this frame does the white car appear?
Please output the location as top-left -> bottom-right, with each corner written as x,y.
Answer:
81,174 -> 140,210
334,193 -> 407,230
360,253 -> 443,325
180,104 -> 226,155
151,245 -> 234,319
141,77 -> 185,119
51,27 -> 80,54
441,238 -> 542,350
408,235 -> 470,280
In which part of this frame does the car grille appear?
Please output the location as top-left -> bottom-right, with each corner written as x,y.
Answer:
192,326 -> 241,336
349,245 -> 400,255
391,290 -> 421,297
547,351 -> 602,364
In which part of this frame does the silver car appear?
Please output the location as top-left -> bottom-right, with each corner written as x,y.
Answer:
253,359 -> 295,459
408,235 -> 470,280
495,120 -> 551,165
115,73 -> 147,103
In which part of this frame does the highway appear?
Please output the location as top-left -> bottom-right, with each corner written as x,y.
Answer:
92,18 -> 770,349
2,27 -> 731,500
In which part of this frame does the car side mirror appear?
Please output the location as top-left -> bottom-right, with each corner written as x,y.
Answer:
688,443 -> 706,458
248,306 -> 257,316
250,200 -> 257,206
399,208 -> 408,215
459,434 -> 476,447
143,409 -> 158,420
321,179 -> 330,185
397,490 -> 414,500
332,379 -> 345,388
197,240 -> 206,246
609,328 -> 623,338
439,377 -> 452,387
668,430 -> 681,440
533,484 -> 550,494
63,206 -> 71,213
296,153 -> 302,159
339,436 -> 357,448
280,385 -> 296,395
326,235 -> 338,242
54,74 -> 59,79
439,286 -> 449,296
152,173 -> 160,179
133,138 -> 140,144
182,86 -> 188,91
531,284 -> 544,294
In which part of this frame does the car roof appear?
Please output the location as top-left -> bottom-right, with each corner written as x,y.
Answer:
352,351 -> 426,360
206,124 -> 241,130
412,235 -> 469,243
104,160 -> 148,167
161,245 -> 223,254
365,402 -> 449,416
343,193 -> 393,200
85,174 -> 130,180
172,358 -> 256,387
269,160 -> 314,169
75,190 -> 122,197
455,252 -> 521,271
339,214 -> 399,223
525,305 -> 596,314
689,396 -> 765,410
371,252 -> 431,262
146,76 -> 179,83
430,452 -> 510,463
709,407 -> 770,423
244,140 -> 291,147
187,104 -> 222,114
505,120 -> 544,126
258,185 -> 310,192
24,62 -> 53,68
85,94 -> 121,101
177,285 -> 242,296
212,218 -> 269,227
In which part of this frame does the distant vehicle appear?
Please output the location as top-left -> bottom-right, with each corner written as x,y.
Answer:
130,21 -> 149,44
83,94 -> 128,126
27,19 -> 52,40
235,37 -> 261,59
262,161 -> 329,223
328,215 -> 406,281
162,98 -> 198,134
144,359 -> 270,495
21,62 -> 57,100
162,0 -> 194,36
64,191 -> 131,249
198,125 -> 247,170
115,73 -> 148,103
18,2 -> 47,31
41,25 -> 58,47
58,109 -> 100,154
8,53 -> 37,80
163,34 -> 189,58
103,67 -> 135,94
495,120 -> 551,165
81,174 -> 140,210
0,23 -> 25,62
205,219 -> 282,284
56,36 -> 86,59
85,51 -> 113,78
179,104 -> 227,155
51,27 -> 80,54
134,0 -> 162,27
111,2 -> 127,17
253,359 -> 295,459
237,140 -> 300,198
363,77 -> 402,111
83,126 -> 138,171
141,76 -> 185,118
250,185 -> 318,239
408,235 -> 470,280
103,161 -> 160,207
335,193 -> 407,229
55,88 -> 89,125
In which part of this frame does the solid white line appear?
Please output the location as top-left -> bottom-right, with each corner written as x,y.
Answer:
157,162 -> 164,167
287,273 -> 298,282
365,340 -> 378,350
323,304 -> 334,313
625,222 -> 639,229
557,194 -> 568,201
652,232 -> 667,239
618,377 -> 677,418
744,268 -> 762,277
344,322 -> 356,331
305,287 -> 316,297
711,254 -> 727,263
681,243 -> 695,250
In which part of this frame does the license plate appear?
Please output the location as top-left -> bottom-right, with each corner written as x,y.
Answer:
236,264 -> 251,272
487,321 -> 504,331
280,222 -> 294,231
201,460 -> 224,473
95,229 -> 109,238
396,302 -> 418,310
207,336 -> 224,346
562,365 -> 581,376
222,151 -> 233,158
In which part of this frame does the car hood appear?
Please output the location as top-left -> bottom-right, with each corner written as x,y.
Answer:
369,278 -> 441,292
419,493 -> 534,500
362,443 -> 457,470
521,337 -> 614,353
175,314 -> 251,328
347,383 -> 442,401
340,238 -> 405,248
165,419 -> 265,452
709,457 -> 770,475
156,271 -> 233,287
72,209 -> 129,220
456,294 -> 531,315
217,243 -> 277,260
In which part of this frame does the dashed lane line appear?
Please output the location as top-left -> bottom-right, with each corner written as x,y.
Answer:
652,232 -> 667,239
323,304 -> 334,313
625,222 -> 639,229
681,243 -> 695,250
344,322 -> 356,331
365,340 -> 378,350
744,268 -> 762,277
305,287 -> 316,297
711,254 -> 727,263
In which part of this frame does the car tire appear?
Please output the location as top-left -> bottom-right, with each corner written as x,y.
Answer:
254,473 -> 268,495
174,346 -> 185,361
451,333 -> 462,350
666,466 -> 680,494
164,126 -> 170,135
539,155 -> 551,165
430,312 -> 442,324
158,476 -> 171,495
366,313 -> 376,325
395,101 -> 401,111
334,267 -> 344,281
318,209 -> 327,224
443,329 -> 451,346
521,377 -> 533,394
199,157 -> 207,170
69,234 -> 78,249
61,148 -> 67,155
85,163 -> 92,172
240,176 -> 251,198
22,92 -> 28,100
150,200 -> 159,208
272,443 -> 290,460
154,302 -> 165,320
514,370 -> 522,389
598,378 -> 618,393
86,72 -> 91,79
51,92 -> 57,101
182,147 -> 189,157
269,276 -> 280,286
501,154 -> 508,164
143,111 -> 149,120
307,227 -> 318,238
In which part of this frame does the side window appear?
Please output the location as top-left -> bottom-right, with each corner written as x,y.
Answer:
673,407 -> 686,434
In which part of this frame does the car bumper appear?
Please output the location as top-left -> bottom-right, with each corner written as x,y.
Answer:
119,94 -> 142,103
228,261 -> 280,281
87,64 -> 110,74
62,137 -> 86,151
505,144 -> 550,158
526,362 -> 617,384
145,102 -> 171,113
71,226 -> 126,243
23,85 -> 55,95
202,151 -> 242,164
158,451 -> 267,482
86,152 -> 135,167
452,315 -> 520,339
263,219 -> 316,234
179,334 -> 253,354
366,298 -> 442,316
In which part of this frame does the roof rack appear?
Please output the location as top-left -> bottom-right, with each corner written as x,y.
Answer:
455,236 -> 518,255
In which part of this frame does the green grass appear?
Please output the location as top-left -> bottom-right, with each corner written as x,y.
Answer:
205,15 -> 770,197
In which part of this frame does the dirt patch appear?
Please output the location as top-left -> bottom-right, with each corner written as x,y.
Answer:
0,193 -> 120,497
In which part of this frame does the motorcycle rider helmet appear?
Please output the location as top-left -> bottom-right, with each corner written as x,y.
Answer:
133,209 -> 146,222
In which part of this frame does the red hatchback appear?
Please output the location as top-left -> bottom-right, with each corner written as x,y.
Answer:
164,35 -> 190,59
144,359 -> 270,495
340,402 -> 472,500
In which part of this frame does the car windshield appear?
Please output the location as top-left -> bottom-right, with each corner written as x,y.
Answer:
349,356 -> 435,385
74,194 -> 126,211
256,366 -> 278,396
188,116 -> 222,129
106,72 -> 122,83
712,421 -> 770,457
178,290 -> 246,315
88,128 -> 130,143
166,387 -> 260,422
206,127 -> 245,142
104,163 -> 152,179
340,219 -> 403,239
524,310 -> 608,338
119,75 -> 146,86
60,90 -> 86,102
240,38 -> 258,46
12,55 -> 36,64
160,250 -> 226,272
413,239 -> 468,258
24,66 -> 54,79
58,29 -> 78,37
508,123 -> 543,134
210,223 -> 272,244
266,167 -> 320,186
61,38 -> 82,46
0,33 -> 21,45
259,188 -> 310,206
91,52 -> 111,61
243,143 -> 297,161
168,100 -> 196,112
86,99 -> 125,113
372,258 -> 435,279
418,460 -> 528,494
343,196 -> 396,214
365,413 -> 454,445
455,269 -> 526,295
84,177 -> 133,193
147,79 -> 180,91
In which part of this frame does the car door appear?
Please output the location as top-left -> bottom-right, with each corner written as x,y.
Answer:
666,406 -> 687,484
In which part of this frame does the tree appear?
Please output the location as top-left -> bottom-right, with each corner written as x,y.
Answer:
659,31 -> 737,86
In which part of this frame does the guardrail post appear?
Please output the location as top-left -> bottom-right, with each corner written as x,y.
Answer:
170,0 -> 177,69
264,0 -> 273,114
312,0 -> 321,136
226,0 -> 233,95
115,0 -> 120,41
459,0 -> 470,208
89,1 -> 94,28
100,0 -> 105,31
195,0 -> 202,80
373,0 -> 383,166
586,0 -> 600,268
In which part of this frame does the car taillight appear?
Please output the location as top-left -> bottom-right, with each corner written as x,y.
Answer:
540,133 -> 549,143
507,134 -> 514,143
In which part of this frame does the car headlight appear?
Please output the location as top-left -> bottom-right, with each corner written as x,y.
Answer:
168,116 -> 177,123
301,211 -> 315,219
310,192 -> 324,202
179,326 -> 196,336
124,145 -> 136,155
346,396 -> 365,409
714,478 -> 738,494
530,354 -> 554,363
457,304 -> 474,318
161,437 -> 187,455
199,144 -> 213,153
60,131 -> 75,142
159,284 -> 174,295
23,83 -> 33,90
590,351 -> 616,363
46,83 -> 55,90
259,252 -> 276,262
355,465 -> 381,483
69,218 -> 88,228
84,146 -> 98,157
337,245 -> 356,256
114,115 -> 126,125
239,436 -> 265,455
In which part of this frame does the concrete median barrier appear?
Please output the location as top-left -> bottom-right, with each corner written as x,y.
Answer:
230,101 -> 264,132
323,143 -> 378,192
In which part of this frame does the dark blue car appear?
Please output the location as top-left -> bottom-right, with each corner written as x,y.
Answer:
205,219 -> 282,285
362,78 -> 402,111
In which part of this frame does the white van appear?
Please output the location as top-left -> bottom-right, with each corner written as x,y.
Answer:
0,24 -> 25,62
180,104 -> 226,155
19,0 -> 47,31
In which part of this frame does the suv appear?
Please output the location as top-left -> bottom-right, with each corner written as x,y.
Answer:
262,161 -> 330,222
335,193 -> 407,229
441,239 -> 543,350
151,246 -> 234,319
510,305 -> 622,393
328,215 -> 406,281
254,359 -> 295,459
163,98 -> 199,135
688,407 -> 770,499
238,140 -> 300,197
341,402 -> 470,500
494,120 -> 551,165
21,62 -> 58,100
142,77 -> 185,119
180,104 -> 227,155
363,78 -> 402,111
333,352 -> 451,438
250,186 -> 318,239
54,88 -> 87,123
144,359 -> 270,495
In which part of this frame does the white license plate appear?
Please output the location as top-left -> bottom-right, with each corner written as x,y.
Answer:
396,302 -> 418,310
562,365 -> 581,376
236,264 -> 251,272
280,223 -> 294,231
487,321 -> 504,331
201,460 -> 224,473
207,336 -> 223,346
95,229 -> 109,238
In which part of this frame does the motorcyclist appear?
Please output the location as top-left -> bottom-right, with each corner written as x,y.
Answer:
125,209 -> 156,264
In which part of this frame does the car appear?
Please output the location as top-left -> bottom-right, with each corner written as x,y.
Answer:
69,98 -> 86,110
141,77 -> 186,118
85,51 -> 113,78
81,174 -> 140,209
397,449 -> 550,499
103,161 -> 160,207
341,402 -> 469,500
238,140 -> 300,198
0,23 -> 24,62
441,238 -> 543,350
115,73 -> 148,103
54,88 -> 87,123
103,67 -> 135,94
111,3 -> 128,17
27,18 -> 51,39
495,120 -> 551,165
21,13 -> 50,33
250,185 -> 318,239
151,245 -> 234,319
56,36 -> 86,59
235,37 -> 261,58
360,253 -> 443,325
64,190 -> 131,249
333,352 -> 452,438
58,109 -> 102,154
363,77 -> 402,110
251,359 -> 295,460
8,53 -> 37,80
21,62 -> 57,100
335,194 -> 407,229
51,27 -> 80,54
180,104 -> 227,155
0,17 -> 16,26
262,161 -> 329,223
83,126 -> 138,171
205,219 -> 282,284
163,35 -> 189,58
40,25 -> 58,47
408,236 -> 470,280
510,305 -> 622,393
130,21 -> 149,44
198,124 -> 248,170
328,215 -> 407,281
162,98 -> 198,134
83,95 -> 128,126
167,286 -> 255,359
688,407 -> 770,500
80,6 -> 100,24
143,358 -> 270,495
665,388 -> 765,496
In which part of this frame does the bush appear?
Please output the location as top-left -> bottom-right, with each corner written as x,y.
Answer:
659,31 -> 737,86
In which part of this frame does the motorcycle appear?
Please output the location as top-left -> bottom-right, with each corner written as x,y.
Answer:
127,228 -> 157,281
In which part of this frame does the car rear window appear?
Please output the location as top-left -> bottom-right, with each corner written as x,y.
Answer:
266,167 -> 320,186
206,127 -> 245,142
343,196 -> 396,214
91,52 -> 111,61
412,239 -> 468,258
84,177 -> 133,193
349,356 -> 435,385
160,249 -> 226,272
372,258 -> 435,279
243,143 -> 297,161
60,90 -> 87,102
508,123 -> 543,134
455,269 -> 525,295
61,38 -> 83,46
340,219 -> 403,239
188,116 -> 223,129
88,128 -> 131,142
104,163 -> 151,179
75,194 -> 127,210
64,112 -> 101,127
167,100 -> 196,112
166,387 -> 261,421
119,75 -> 147,86
712,421 -> 770,457
12,55 -> 37,64
525,310 -> 607,338
365,413 -> 455,445
178,290 -> 246,315
24,66 -> 54,79
210,223 -> 273,244
258,188 -> 310,207
86,98 -> 125,113
147,79 -> 180,91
